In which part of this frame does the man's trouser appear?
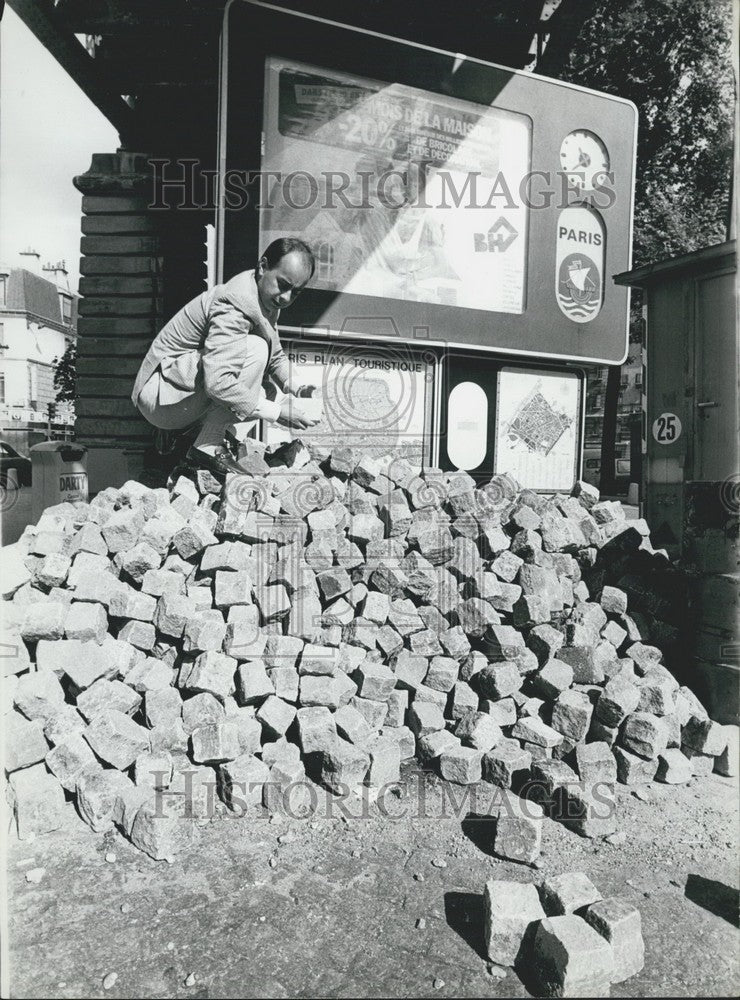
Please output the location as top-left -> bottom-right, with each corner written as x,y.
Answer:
136,370 -> 257,449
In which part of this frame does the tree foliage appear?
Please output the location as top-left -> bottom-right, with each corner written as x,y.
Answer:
53,341 -> 77,405
561,0 -> 734,267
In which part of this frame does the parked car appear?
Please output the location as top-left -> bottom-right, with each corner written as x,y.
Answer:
581,448 -> 632,495
0,441 -> 32,487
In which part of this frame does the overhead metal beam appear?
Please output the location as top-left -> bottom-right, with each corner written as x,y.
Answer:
7,0 -> 136,141
51,0 -> 222,35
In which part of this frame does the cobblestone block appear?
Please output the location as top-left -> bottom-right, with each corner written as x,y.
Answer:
408,701 -> 446,738
575,742 -> 617,785
5,713 -> 50,772
45,731 -> 97,791
551,690 -> 594,742
385,688 -> 408,727
455,711 -> 502,752
596,677 -> 641,728
483,743 -> 532,789
76,678 -> 141,722
450,681 -> 479,721
585,898 -> 644,983
84,709 -> 150,769
478,662 -> 523,700
380,725 -> 415,760
614,745 -> 658,784
621,712 -> 669,759
43,705 -> 86,745
190,721 -> 240,763
393,650 -> 428,691
235,662 -> 274,706
334,704 -> 374,745
439,745 -> 482,784
484,879 -> 546,966
715,725 -> 739,777
296,706 -> 337,754
417,729 -> 461,764
682,716 -> 728,757
256,695 -> 296,738
481,697 -> 517,728
655,747 -> 692,783
154,594 -> 197,638
179,651 -> 236,701
493,790 -> 543,863
21,602 -> 67,642
348,695 -> 387,729
76,764 -> 132,833
512,717 -> 564,749
531,915 -> 615,997
681,745 -> 715,776
129,791 -> 197,861
532,659 -> 573,700
13,669 -> 65,722
365,734 -> 401,787
319,739 -> 370,793
144,688 -> 182,728
11,763 -> 67,839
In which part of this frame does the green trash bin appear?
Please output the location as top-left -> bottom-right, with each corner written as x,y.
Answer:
30,441 -> 88,521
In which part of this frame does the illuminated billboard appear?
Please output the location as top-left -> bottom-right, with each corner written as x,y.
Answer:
260,59 -> 531,315
220,1 -> 637,364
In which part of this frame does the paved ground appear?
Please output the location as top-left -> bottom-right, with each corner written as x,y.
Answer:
5,765 -> 739,998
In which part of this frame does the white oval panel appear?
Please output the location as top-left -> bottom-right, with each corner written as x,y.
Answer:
555,204 -> 605,323
448,381 -> 488,471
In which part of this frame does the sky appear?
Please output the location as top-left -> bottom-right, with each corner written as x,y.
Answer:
0,6 -> 120,290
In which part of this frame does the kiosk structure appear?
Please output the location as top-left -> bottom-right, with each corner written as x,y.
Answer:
218,0 -> 637,490
615,241 -> 738,722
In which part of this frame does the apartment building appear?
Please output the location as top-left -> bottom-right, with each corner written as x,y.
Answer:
0,249 -> 77,454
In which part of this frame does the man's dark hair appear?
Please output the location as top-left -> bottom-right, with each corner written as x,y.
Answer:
261,237 -> 316,279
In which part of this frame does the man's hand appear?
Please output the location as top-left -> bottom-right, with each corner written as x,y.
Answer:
294,384 -> 318,398
278,397 -> 321,430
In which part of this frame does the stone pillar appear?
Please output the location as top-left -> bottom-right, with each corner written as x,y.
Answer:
73,152 -> 208,491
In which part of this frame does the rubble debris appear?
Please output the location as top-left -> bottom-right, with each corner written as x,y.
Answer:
2,448 -> 729,862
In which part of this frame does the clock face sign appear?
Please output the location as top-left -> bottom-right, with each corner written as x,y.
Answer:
560,130 -> 610,190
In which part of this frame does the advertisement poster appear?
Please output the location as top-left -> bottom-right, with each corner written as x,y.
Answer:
265,340 -> 432,458
494,368 -> 580,490
261,58 -> 531,313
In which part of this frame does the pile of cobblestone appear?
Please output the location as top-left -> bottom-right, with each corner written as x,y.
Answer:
485,870 -> 644,996
2,435 -> 736,861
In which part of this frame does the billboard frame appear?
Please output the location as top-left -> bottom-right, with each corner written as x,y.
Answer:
218,0 -> 637,366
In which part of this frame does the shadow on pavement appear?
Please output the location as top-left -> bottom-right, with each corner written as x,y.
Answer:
684,874 -> 740,926
460,811 -> 497,856
444,890 -> 487,960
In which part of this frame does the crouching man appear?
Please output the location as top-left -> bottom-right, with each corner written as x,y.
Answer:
132,237 -> 320,476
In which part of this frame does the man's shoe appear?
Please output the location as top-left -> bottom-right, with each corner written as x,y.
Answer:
185,446 -> 242,478
154,428 -> 179,456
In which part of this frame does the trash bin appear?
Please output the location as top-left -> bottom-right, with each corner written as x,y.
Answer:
30,441 -> 88,522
